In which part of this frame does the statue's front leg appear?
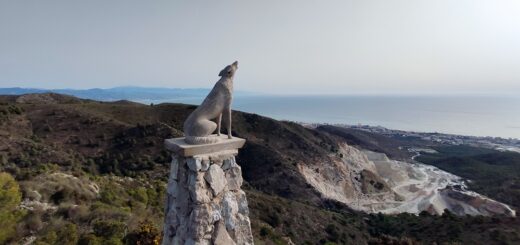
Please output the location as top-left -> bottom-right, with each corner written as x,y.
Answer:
225,107 -> 232,139
217,113 -> 222,136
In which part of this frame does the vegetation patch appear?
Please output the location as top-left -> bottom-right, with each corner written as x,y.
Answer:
417,145 -> 520,210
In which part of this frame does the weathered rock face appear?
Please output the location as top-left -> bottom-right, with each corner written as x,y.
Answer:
297,142 -> 396,206
162,151 -> 253,245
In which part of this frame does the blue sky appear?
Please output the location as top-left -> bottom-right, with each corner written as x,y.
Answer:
1,0 -> 519,94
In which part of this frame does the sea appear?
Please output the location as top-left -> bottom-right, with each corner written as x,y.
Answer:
139,95 -> 520,139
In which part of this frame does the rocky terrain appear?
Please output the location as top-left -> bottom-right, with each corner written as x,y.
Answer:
360,151 -> 514,216
1,93 -> 520,245
295,140 -> 515,217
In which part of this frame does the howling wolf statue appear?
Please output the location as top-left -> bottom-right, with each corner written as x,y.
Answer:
183,61 -> 238,144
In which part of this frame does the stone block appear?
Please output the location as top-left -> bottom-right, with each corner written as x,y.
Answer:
225,166 -> 243,191
201,160 -> 210,171
170,157 -> 179,180
167,179 -> 178,197
204,165 -> 227,196
221,191 -> 238,231
233,214 -> 254,245
213,222 -> 236,245
188,204 -> 214,240
188,172 -> 212,204
187,158 -> 202,172
222,157 -> 239,170
236,190 -> 249,216
165,136 -> 245,157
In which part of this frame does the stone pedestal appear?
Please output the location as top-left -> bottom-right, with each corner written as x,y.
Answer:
162,136 -> 253,245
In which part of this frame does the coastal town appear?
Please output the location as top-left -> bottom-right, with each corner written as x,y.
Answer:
304,123 -> 520,153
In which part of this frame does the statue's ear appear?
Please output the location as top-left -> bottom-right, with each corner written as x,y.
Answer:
218,68 -> 226,77
219,65 -> 231,76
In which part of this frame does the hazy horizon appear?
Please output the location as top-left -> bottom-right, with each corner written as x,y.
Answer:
1,0 -> 520,94
2,85 -> 519,97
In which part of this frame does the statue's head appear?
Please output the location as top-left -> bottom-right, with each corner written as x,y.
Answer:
218,61 -> 238,78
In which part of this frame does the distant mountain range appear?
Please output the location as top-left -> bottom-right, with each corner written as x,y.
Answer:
0,87 -> 256,101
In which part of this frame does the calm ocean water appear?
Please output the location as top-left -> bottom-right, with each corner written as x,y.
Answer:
143,95 -> 520,139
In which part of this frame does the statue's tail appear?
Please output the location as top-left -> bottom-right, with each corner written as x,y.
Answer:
184,135 -> 221,145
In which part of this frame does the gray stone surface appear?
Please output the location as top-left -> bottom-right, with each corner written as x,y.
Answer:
183,61 -> 238,145
226,165 -> 243,191
201,160 -> 210,171
170,157 -> 179,180
221,158 -> 237,170
188,204 -> 213,239
221,191 -> 239,231
213,222 -> 236,245
204,165 -> 227,196
236,190 -> 250,216
187,158 -> 202,172
188,172 -> 212,204
162,147 -> 253,245
166,179 -> 178,196
165,136 -> 245,157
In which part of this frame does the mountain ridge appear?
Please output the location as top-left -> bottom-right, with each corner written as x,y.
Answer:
0,87 -> 258,102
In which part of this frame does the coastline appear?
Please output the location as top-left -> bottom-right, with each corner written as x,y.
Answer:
302,123 -> 520,152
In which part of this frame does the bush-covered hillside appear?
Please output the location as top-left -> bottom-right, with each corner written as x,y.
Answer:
0,93 -> 519,245
417,145 -> 520,210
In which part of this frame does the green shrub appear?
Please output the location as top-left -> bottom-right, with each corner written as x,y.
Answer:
93,220 -> 127,239
90,201 -> 131,221
56,223 -> 79,245
260,227 -> 270,237
7,105 -> 23,115
325,224 -> 340,241
125,220 -> 161,245
35,230 -> 57,245
103,236 -> 124,245
58,203 -> 89,221
25,211 -> 44,231
267,213 -> 281,228
0,154 -> 7,165
129,187 -> 149,205
0,172 -> 24,243
78,234 -> 103,245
